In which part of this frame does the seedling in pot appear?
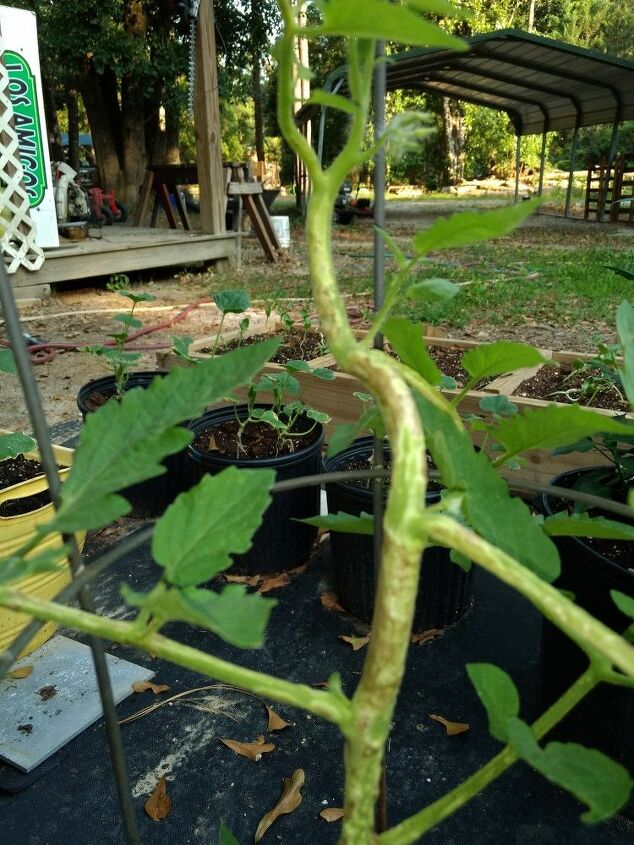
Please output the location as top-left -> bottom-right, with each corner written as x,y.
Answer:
85,289 -> 156,399
209,289 -> 251,356
234,363 -> 332,458
550,338 -> 625,406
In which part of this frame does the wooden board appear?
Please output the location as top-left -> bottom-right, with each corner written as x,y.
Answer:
11,227 -> 237,291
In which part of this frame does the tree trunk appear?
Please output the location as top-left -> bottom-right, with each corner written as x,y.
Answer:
79,67 -> 123,191
441,97 -> 465,186
252,53 -> 265,162
67,89 -> 80,173
42,77 -> 64,162
165,105 -> 180,164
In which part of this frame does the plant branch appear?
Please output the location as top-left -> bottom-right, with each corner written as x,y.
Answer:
0,586 -> 351,727
425,514 -> 634,679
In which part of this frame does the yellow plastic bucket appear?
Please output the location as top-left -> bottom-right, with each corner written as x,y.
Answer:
0,436 -> 85,658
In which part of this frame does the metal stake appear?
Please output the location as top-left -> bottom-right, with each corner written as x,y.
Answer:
564,124 -> 580,219
514,134 -> 521,203
0,261 -> 141,844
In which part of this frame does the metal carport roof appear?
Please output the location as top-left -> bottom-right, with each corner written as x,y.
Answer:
384,29 -> 634,136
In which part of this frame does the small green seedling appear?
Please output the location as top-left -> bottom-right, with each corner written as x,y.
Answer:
210,289 -> 251,356
85,290 -> 156,399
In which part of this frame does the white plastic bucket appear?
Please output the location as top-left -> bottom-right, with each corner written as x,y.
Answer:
271,215 -> 291,248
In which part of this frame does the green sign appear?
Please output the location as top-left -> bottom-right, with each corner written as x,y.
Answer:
4,49 -> 47,207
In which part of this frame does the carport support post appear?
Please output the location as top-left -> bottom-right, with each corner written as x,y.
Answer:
537,130 -> 547,206
598,119 -> 620,222
564,124 -> 580,218
514,134 -> 521,202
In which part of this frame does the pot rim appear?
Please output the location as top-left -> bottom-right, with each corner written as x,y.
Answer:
187,403 -> 325,469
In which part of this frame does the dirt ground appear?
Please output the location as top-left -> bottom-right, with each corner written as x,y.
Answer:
1,199 -> 631,433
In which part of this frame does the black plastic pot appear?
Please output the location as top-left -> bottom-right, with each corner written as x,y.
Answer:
539,468 -> 634,770
323,436 -> 474,632
184,405 -> 324,574
77,371 -> 187,519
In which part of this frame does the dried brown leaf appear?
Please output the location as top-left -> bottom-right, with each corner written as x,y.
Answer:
219,735 -> 275,761
6,666 -> 33,680
266,706 -> 291,732
258,573 -> 291,594
255,768 -> 304,842
320,807 -> 344,822
132,680 -> 170,695
339,634 -> 370,651
37,685 -> 56,700
145,776 -> 172,820
320,592 -> 345,613
225,573 -> 260,587
410,629 -> 442,645
429,713 -> 470,736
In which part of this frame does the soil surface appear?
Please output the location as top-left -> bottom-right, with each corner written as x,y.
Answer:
0,455 -> 51,516
210,328 -> 328,363
193,416 -> 321,460
342,453 -> 441,493
515,363 -> 629,412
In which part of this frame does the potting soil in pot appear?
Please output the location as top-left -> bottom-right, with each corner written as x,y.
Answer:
0,457 -> 52,517
192,417 -> 322,460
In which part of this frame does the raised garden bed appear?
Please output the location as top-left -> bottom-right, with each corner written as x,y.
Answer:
159,325 -> 629,487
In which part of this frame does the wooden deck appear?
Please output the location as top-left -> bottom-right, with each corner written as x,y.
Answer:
10,227 -> 237,299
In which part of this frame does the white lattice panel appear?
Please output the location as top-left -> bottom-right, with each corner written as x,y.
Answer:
0,58 -> 44,273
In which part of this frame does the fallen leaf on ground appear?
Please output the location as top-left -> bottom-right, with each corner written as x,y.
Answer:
37,685 -> 56,701
266,706 -> 291,732
320,592 -> 345,613
145,776 -> 171,820
219,735 -> 275,761
320,807 -> 344,822
340,634 -> 370,651
17,723 -> 33,734
429,714 -> 470,736
225,573 -> 260,587
255,768 -> 304,842
6,666 -> 33,680
258,573 -> 291,594
411,629 -> 442,645
132,680 -> 170,695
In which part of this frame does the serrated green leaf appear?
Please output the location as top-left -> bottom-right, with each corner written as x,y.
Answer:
405,278 -> 459,305
219,821 -> 240,845
543,513 -> 634,541
466,663 -> 520,742
463,341 -> 549,382
479,395 -> 518,417
308,89 -> 356,115
306,408 -> 330,424
383,317 -> 442,385
413,198 -> 540,255
494,406 -> 634,462
0,432 -> 37,461
257,371 -> 301,396
171,335 -> 193,359
51,341 -> 279,533
153,469 -> 274,587
299,511 -> 375,535
284,359 -> 312,374
616,300 -> 634,408
118,290 -> 155,303
122,583 -> 275,649
611,590 -> 634,619
0,348 -> 16,374
112,314 -> 142,328
318,0 -> 466,49
375,228 -> 407,269
213,289 -> 250,314
0,547 -> 69,586
414,394 -> 560,581
311,367 -> 335,381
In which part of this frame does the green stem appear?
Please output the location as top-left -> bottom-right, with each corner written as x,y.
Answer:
380,669 -> 598,845
425,514 -> 634,679
0,586 -> 351,726
211,312 -> 226,357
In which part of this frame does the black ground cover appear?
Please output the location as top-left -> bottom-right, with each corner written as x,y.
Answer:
1,530 -> 632,845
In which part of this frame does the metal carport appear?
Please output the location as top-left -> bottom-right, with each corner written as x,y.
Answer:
314,29 -> 634,219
